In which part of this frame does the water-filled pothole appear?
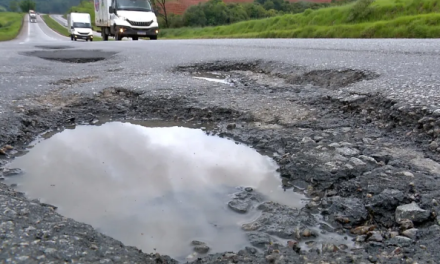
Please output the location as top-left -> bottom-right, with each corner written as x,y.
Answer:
5,121 -> 306,261
192,72 -> 232,85
21,50 -> 117,63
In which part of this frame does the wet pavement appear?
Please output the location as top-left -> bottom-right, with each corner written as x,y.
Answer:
1,13 -> 440,264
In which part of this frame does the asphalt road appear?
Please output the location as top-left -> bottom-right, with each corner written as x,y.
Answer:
2,13 -> 440,263
1,15 -> 440,116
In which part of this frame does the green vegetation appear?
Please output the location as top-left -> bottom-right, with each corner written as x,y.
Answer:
166,0 -> 331,28
0,5 -> 7,11
19,0 -> 35,12
42,14 -> 103,41
0,12 -> 24,41
8,0 -> 35,12
160,0 -> 440,39
0,0 -> 82,13
42,14 -> 69,37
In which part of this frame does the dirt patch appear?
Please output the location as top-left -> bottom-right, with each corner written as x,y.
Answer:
50,76 -> 99,86
21,49 -> 118,63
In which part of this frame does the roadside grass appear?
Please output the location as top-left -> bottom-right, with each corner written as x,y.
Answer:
0,12 -> 24,41
42,14 -> 103,41
160,0 -> 440,39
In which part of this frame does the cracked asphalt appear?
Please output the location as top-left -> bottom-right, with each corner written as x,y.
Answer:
1,13 -> 440,264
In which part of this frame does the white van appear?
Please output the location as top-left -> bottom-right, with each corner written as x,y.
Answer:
67,13 -> 94,41
95,0 -> 159,41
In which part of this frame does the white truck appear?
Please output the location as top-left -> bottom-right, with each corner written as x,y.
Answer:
94,0 -> 159,41
67,12 -> 94,41
29,10 -> 37,23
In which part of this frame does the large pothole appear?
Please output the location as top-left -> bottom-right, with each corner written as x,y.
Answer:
177,60 -> 379,89
21,49 -> 118,63
4,120 -> 308,261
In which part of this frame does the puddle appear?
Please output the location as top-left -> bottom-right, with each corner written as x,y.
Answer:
5,121 -> 305,261
192,72 -> 232,85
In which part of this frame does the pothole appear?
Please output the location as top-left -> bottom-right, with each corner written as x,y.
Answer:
34,45 -> 74,50
177,60 -> 379,89
21,50 -> 118,63
4,120 -> 307,261
285,69 -> 378,89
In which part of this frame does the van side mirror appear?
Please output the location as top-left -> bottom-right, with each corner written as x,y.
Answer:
109,6 -> 114,13
71,26 -> 74,29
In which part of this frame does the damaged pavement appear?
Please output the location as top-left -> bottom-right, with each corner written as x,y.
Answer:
1,40 -> 440,264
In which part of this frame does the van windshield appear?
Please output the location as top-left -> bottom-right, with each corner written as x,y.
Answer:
116,0 -> 152,11
73,22 -> 92,28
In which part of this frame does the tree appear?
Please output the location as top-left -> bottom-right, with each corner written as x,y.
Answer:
9,0 -> 18,11
19,0 -> 35,12
150,0 -> 169,28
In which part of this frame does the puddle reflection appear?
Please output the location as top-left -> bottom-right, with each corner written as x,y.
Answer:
7,122 -> 304,260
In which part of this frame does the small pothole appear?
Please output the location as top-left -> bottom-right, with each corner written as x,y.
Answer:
34,45 -> 73,50
21,50 -> 118,63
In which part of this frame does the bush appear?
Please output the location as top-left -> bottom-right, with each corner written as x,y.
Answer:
159,0 -> 440,39
177,0 -> 329,28
347,0 -> 375,22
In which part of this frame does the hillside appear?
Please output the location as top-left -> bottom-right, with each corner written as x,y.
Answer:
161,0 -> 440,38
0,0 -> 82,13
166,0 -> 332,15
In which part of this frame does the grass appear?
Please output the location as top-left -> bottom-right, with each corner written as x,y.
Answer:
0,12 -> 24,41
42,14 -> 103,41
160,0 -> 440,39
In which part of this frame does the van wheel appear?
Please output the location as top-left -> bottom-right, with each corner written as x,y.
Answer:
132,36 -> 138,41
115,30 -> 122,41
102,28 -> 109,41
